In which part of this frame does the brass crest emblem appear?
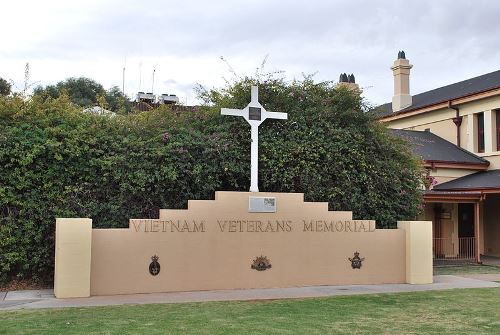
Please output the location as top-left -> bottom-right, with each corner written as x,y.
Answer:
349,251 -> 365,269
149,255 -> 161,276
251,256 -> 272,271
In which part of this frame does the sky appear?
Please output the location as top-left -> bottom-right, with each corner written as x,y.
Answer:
1,0 -> 499,106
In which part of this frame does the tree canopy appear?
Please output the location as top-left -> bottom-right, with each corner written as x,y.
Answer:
0,74 -> 423,284
33,77 -> 130,113
0,77 -> 11,96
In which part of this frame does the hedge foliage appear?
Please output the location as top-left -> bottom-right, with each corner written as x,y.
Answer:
0,77 -> 423,283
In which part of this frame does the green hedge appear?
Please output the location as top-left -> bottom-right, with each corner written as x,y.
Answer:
0,77 -> 423,283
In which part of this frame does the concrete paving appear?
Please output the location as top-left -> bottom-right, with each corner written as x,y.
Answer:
482,255 -> 500,266
457,273 -> 500,281
5,289 -> 55,301
0,275 -> 499,311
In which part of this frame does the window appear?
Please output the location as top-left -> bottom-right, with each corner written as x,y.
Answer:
477,112 -> 485,153
497,110 -> 500,151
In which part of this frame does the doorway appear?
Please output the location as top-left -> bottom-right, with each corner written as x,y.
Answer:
458,203 -> 475,258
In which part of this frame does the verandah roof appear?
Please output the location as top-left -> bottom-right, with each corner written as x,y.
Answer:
433,169 -> 500,192
390,129 -> 489,167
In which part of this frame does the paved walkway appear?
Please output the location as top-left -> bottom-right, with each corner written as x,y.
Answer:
482,255 -> 500,266
457,273 -> 500,281
0,275 -> 499,311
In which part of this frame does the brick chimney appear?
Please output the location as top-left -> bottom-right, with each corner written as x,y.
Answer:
391,51 -> 413,112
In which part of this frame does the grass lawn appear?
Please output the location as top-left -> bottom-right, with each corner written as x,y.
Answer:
1,288 -> 499,335
434,264 -> 500,275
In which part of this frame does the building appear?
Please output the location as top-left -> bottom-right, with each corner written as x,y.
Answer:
375,52 -> 500,263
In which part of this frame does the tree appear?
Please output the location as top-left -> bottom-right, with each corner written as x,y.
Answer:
33,77 -> 132,114
105,85 -> 132,114
33,77 -> 106,107
0,77 -> 11,96
33,78 -> 133,113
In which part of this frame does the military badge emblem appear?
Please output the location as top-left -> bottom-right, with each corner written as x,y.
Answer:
251,255 -> 272,271
348,251 -> 365,269
149,255 -> 161,276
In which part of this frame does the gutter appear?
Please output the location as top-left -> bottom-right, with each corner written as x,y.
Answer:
434,187 -> 500,193
423,190 -> 487,202
424,160 -> 489,170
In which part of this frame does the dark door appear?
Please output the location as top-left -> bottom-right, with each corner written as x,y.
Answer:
458,204 -> 475,238
458,203 -> 475,258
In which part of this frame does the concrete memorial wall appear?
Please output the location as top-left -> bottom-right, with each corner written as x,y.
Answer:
54,86 -> 432,298
54,192 -> 432,298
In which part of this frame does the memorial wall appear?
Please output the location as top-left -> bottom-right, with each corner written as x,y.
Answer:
54,86 -> 432,299
55,192 -> 431,298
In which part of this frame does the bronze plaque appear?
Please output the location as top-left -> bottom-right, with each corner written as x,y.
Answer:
249,196 -> 276,213
249,107 -> 261,121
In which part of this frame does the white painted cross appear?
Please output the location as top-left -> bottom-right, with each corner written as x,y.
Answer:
221,86 -> 288,192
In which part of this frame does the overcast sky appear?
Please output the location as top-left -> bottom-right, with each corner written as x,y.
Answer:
1,0 -> 499,106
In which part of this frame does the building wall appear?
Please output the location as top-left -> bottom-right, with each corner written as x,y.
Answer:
385,107 -> 456,144
441,203 -> 458,257
478,154 -> 500,169
429,168 -> 478,185
381,82 -> 500,259
483,194 -> 500,256
420,203 -> 458,256
418,203 -> 434,222
462,97 -> 500,167
480,201 -> 485,254
383,95 -> 500,166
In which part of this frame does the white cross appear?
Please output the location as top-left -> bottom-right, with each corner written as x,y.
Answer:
221,86 -> 288,192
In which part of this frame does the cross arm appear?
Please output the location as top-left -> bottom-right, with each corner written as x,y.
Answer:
221,108 -> 245,117
263,111 -> 288,120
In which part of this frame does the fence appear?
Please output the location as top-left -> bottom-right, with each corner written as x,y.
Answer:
433,237 -> 475,260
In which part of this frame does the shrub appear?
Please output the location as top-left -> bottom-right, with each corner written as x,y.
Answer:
0,76 -> 422,283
